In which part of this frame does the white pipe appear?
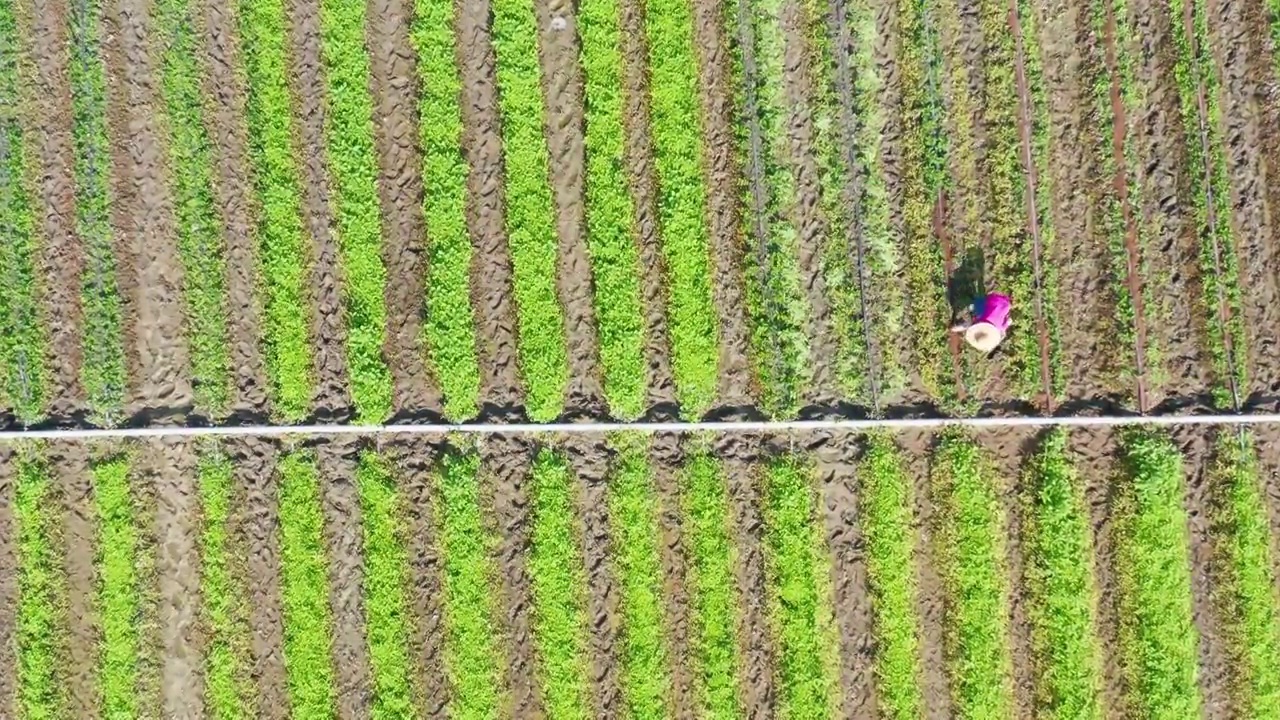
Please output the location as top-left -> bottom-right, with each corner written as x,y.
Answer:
0,412 -> 1278,440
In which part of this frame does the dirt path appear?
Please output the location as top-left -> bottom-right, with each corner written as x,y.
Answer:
457,0 -> 524,414
0,447 -> 14,718
103,0 -> 194,415
813,431 -> 877,718
285,0 -> 352,420
564,436 -> 623,716
716,435 -> 775,718
388,438 -> 449,719
197,0 -> 270,415
50,441 -> 101,719
29,0 -> 86,418
618,0 -> 679,413
535,0 -> 607,416
316,437 -> 374,719
693,0 -> 755,407
1250,424 -> 1280,609
148,437 -> 205,718
365,0 -> 442,418
651,433 -> 696,718
229,437 -> 289,720
480,434 -> 542,717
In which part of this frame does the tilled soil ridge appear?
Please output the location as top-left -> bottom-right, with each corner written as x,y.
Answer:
650,433 -> 696,719
0,447 -> 15,718
52,441 -> 102,719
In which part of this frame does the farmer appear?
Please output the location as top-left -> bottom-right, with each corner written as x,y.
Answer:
950,292 -> 1013,354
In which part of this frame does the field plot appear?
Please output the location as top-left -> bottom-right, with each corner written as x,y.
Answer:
3,0 -> 1280,715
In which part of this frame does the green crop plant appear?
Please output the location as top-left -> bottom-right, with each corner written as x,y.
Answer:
761,457 -> 840,717
645,0 -> 720,417
1114,431 -> 1198,718
1207,435 -> 1280,717
491,0 -> 569,422
606,434 -> 671,718
435,451 -> 505,716
93,455 -> 142,718
277,451 -> 337,715
14,453 -> 68,718
932,434 -> 1014,718
238,0 -> 314,420
69,0 -> 126,423
197,448 -> 252,719
858,435 -> 924,719
1022,431 -> 1103,719
527,450 -> 592,718
682,452 -> 742,717
410,0 -> 480,421
158,0 -> 232,416
318,0 -> 394,422
0,0 -> 45,423
578,0 -> 646,419
356,452 -> 416,718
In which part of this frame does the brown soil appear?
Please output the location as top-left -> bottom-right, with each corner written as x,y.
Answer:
102,0 -> 194,414
135,441 -> 164,719
286,0 -> 351,419
0,447 -> 14,718
147,437 -> 206,717
197,0 -> 270,415
714,434 -> 775,718
1250,425 -> 1280,608
50,441 -> 101,719
29,0 -> 86,417
364,0 -> 442,418
618,0 -> 679,412
316,437 -> 374,718
535,0 -> 607,416
480,433 -> 543,717
228,437 -> 289,720
387,438 -> 449,719
456,0 -> 524,412
693,0 -> 755,407
813,431 -> 877,718
563,435 -> 623,716
650,433 -> 696,718
899,429 -> 951,720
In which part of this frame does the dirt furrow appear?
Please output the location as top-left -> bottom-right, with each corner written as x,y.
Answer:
388,438 -> 449,719
285,0 -> 351,419
103,0 -> 194,414
480,433 -> 542,717
51,441 -> 101,719
618,0 -> 678,413
535,0 -> 607,416
693,0 -> 755,407
229,437 -> 289,720
457,0 -> 524,413
716,435 -> 775,718
1250,424 -> 1280,607
650,433 -> 695,718
0,447 -> 14,718
365,0 -> 441,418
316,437 -> 374,719
29,0 -> 86,418
813,431 -> 877,718
564,436 -> 623,716
148,437 -> 205,718
197,0 -> 269,415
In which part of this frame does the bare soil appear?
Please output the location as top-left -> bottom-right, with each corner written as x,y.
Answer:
535,0 -> 607,417
480,433 -> 542,717
364,0 -> 443,418
148,437 -> 206,717
563,435 -> 623,716
29,0 -> 86,418
650,433 -> 697,719
197,0 -> 270,415
813,431 -> 877,718
694,0 -> 756,406
0,447 -> 15,718
135,441 -> 164,720
618,0 -> 679,413
316,436 -> 374,718
50,441 -> 101,719
1250,425 -> 1280,610
286,0 -> 352,420
456,0 -> 524,413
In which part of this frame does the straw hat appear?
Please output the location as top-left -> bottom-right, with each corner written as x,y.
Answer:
964,321 -> 1004,353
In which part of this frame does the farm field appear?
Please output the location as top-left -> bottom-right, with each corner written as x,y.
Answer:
2,0 -> 1280,716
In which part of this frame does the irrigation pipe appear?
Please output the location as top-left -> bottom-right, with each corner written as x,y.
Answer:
2,413 -> 1280,440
